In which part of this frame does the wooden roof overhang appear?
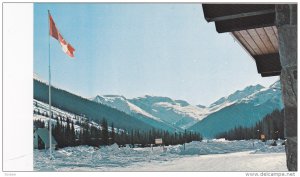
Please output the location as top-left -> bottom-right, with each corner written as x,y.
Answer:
202,4 -> 281,77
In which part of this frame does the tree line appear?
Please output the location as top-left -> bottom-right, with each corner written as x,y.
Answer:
34,117 -> 202,149
216,109 -> 284,141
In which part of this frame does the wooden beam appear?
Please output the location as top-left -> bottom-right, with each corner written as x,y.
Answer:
261,71 -> 281,77
253,53 -> 281,74
203,4 -> 275,22
215,13 -> 275,33
207,9 -> 275,22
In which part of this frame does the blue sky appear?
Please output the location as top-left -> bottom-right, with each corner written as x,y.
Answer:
34,3 -> 279,106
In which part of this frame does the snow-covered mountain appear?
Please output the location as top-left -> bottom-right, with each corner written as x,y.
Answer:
208,84 -> 265,113
129,95 -> 208,129
188,81 -> 283,138
92,95 -> 181,132
92,95 -> 156,120
92,95 -> 208,130
89,80 -> 282,136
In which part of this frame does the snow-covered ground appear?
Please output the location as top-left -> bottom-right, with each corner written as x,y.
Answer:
120,151 -> 286,172
34,139 -> 288,171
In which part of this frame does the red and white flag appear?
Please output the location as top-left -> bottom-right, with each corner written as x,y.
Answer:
49,12 -> 75,58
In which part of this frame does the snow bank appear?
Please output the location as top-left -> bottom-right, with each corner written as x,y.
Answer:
34,144 -> 176,171
251,141 -> 285,154
34,140 -> 286,171
169,140 -> 285,155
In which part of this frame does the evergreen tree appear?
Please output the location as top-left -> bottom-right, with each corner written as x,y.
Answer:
101,118 -> 109,145
216,109 -> 284,140
111,123 -> 115,144
66,118 -> 71,146
33,119 -> 45,128
130,129 -> 134,146
71,121 -> 76,146
35,113 -> 203,148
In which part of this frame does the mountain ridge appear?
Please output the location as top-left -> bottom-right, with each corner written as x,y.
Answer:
188,80 -> 283,138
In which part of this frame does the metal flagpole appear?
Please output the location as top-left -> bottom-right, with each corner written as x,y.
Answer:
48,10 -> 53,159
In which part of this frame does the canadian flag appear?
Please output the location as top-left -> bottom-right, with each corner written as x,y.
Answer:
49,12 -> 75,58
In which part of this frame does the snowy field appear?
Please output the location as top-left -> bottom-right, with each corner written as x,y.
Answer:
34,139 -> 288,171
